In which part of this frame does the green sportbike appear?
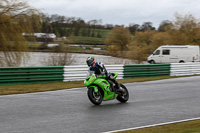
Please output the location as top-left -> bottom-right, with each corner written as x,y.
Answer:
84,72 -> 129,105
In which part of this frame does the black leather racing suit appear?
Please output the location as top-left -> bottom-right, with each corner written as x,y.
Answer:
89,62 -> 120,89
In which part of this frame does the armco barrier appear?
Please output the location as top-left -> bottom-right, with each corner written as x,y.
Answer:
171,62 -> 200,76
123,64 -> 171,78
1,63 -> 200,85
0,66 -> 64,85
63,65 -> 124,82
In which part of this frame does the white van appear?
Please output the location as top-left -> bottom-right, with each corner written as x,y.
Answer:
147,45 -> 200,64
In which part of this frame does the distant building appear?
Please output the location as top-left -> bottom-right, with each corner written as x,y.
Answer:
47,44 -> 59,47
22,33 -> 56,42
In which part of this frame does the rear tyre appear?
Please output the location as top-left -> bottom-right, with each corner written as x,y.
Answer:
87,87 -> 102,105
117,84 -> 129,103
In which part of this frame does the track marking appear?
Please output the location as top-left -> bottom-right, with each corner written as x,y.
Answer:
103,117 -> 200,133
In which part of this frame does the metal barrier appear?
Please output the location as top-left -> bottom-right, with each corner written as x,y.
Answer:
123,64 -> 171,78
171,62 -> 200,76
63,65 -> 124,82
0,63 -> 200,85
0,66 -> 64,85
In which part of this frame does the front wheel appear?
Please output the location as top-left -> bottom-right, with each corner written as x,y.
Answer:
117,84 -> 129,103
87,87 -> 102,105
150,60 -> 155,64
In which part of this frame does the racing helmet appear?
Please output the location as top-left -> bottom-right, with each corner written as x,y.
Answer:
86,56 -> 95,66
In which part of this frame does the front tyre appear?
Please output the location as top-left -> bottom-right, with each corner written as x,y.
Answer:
150,60 -> 155,64
117,84 -> 129,103
87,87 -> 102,105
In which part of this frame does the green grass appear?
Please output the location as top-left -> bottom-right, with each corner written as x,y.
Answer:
28,43 -> 41,49
0,81 -> 84,96
0,75 -> 198,96
78,29 -> 110,38
118,119 -> 200,133
67,29 -> 110,43
68,36 -> 106,42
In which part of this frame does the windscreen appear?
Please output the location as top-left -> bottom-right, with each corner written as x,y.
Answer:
87,71 -> 95,77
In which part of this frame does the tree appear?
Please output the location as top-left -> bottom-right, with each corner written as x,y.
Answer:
74,18 -> 85,36
172,13 -> 200,45
150,32 -> 169,51
0,0 -> 41,66
128,30 -> 157,63
49,14 -> 68,37
40,14 -> 54,38
96,19 -> 102,38
88,19 -> 98,37
128,23 -> 140,35
105,27 -> 132,52
158,13 -> 200,45
165,29 -> 188,45
128,44 -> 148,64
134,30 -> 156,47
134,30 -> 157,53
104,24 -> 114,30
41,46 -> 74,66
158,20 -> 172,32
139,22 -> 155,31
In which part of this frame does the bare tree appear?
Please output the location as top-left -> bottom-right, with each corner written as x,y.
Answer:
41,46 -> 75,66
42,53 -> 74,66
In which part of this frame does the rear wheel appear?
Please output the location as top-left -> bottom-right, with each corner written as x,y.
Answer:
87,87 -> 102,105
117,84 -> 129,103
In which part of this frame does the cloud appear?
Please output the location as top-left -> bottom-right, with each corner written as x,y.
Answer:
27,0 -> 200,28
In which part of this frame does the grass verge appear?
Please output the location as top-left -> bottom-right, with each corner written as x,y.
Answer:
0,75 -> 199,96
0,81 -> 84,96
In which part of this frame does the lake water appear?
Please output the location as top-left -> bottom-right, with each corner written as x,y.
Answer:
19,52 -> 138,67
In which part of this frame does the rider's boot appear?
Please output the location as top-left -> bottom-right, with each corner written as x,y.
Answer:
108,74 -> 124,94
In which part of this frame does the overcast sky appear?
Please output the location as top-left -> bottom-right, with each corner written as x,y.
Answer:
27,0 -> 200,28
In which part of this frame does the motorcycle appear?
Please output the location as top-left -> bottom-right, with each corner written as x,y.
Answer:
84,71 -> 129,105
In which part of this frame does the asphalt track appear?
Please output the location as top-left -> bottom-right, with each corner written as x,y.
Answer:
0,76 -> 200,133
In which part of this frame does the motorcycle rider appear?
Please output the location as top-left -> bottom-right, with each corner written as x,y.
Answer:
86,56 -> 124,94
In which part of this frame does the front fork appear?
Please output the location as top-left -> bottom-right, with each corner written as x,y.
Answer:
90,86 -> 98,93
